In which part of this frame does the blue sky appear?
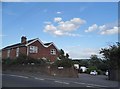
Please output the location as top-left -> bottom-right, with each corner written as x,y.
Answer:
2,2 -> 118,59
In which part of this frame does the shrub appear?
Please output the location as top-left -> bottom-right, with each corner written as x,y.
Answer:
53,58 -> 73,68
2,58 -> 11,65
86,66 -> 98,74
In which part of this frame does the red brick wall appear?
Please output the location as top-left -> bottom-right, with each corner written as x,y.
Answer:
2,50 -> 7,59
2,46 -> 27,59
45,44 -> 59,62
10,48 -> 16,59
19,46 -> 27,55
28,40 -> 59,62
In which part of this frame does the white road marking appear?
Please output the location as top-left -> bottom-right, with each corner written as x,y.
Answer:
87,83 -> 108,87
74,82 -> 108,87
86,85 -> 94,87
54,80 -> 69,85
34,77 -> 44,80
9,74 -> 29,79
74,82 -> 86,85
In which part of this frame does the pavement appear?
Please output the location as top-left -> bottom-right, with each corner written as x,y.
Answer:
2,70 -> 120,88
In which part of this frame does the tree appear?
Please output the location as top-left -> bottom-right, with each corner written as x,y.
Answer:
100,42 -> 120,69
100,42 -> 120,81
65,53 -> 69,59
59,49 -> 65,59
54,49 -> 73,67
89,55 -> 102,69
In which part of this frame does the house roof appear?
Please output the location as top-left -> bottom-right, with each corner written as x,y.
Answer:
2,38 -> 59,51
44,42 -> 52,46
2,38 -> 36,50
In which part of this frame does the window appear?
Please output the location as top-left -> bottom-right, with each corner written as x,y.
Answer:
7,50 -> 10,58
50,49 -> 56,55
16,48 -> 19,57
29,46 -> 38,53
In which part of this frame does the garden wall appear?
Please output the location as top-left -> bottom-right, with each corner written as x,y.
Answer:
2,65 -> 78,78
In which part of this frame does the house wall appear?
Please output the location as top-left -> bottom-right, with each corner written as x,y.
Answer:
27,40 -> 59,62
27,40 -> 45,59
10,48 -> 16,59
2,46 -> 27,59
2,40 -> 59,62
19,46 -> 27,55
46,44 -> 59,62
2,50 -> 7,59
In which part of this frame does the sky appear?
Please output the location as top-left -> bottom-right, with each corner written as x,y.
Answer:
1,2 -> 119,59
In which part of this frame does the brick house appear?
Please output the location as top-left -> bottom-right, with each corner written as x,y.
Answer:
2,36 -> 60,62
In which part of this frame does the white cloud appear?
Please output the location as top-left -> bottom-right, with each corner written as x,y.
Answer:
85,23 -> 119,35
99,25 -> 107,31
56,12 -> 62,14
54,17 -> 62,22
100,26 -> 119,35
85,24 -> 98,32
44,17 -> 86,37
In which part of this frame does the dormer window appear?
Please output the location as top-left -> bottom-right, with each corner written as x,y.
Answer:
29,46 -> 38,53
50,49 -> 56,55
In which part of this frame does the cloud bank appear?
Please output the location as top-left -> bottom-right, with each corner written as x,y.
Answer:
44,17 -> 86,37
85,24 -> 119,35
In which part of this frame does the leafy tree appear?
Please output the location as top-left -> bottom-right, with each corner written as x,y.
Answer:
100,42 -> 120,80
79,59 -> 89,67
54,49 -> 73,67
65,53 -> 69,59
89,55 -> 100,68
100,42 -> 120,69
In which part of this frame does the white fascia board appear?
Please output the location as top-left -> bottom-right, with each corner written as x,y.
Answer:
25,38 -> 59,51
25,38 -> 48,48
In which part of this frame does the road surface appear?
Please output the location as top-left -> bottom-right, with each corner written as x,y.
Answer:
2,71 -> 120,88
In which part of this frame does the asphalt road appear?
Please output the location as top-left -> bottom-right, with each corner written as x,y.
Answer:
2,71 -> 120,88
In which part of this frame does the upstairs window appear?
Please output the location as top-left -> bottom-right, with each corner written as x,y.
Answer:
7,49 -> 10,58
29,46 -> 38,53
16,48 -> 19,57
50,49 -> 56,55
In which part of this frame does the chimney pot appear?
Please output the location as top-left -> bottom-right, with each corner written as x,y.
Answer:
21,36 -> 27,44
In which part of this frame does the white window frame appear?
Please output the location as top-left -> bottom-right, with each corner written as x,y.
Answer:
16,48 -> 19,57
50,49 -> 56,55
29,46 -> 38,53
7,49 -> 10,58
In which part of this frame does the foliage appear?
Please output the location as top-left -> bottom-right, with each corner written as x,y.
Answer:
2,58 -> 12,65
86,66 -> 98,74
53,58 -> 73,67
100,42 -> 120,69
86,66 -> 102,74
2,53 -> 48,65
65,53 -> 69,59
53,49 -> 73,67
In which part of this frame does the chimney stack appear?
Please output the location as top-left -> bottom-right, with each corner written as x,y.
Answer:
21,36 -> 27,44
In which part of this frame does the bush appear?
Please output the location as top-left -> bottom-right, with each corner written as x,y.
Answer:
86,66 -> 103,75
2,58 -> 12,65
53,58 -> 73,68
86,66 -> 98,74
